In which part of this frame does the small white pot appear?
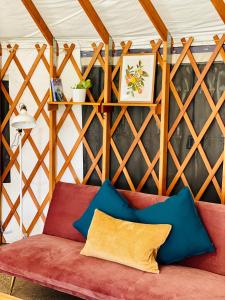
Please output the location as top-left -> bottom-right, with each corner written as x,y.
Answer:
72,88 -> 86,102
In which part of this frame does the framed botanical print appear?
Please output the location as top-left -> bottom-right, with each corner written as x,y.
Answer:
119,53 -> 156,103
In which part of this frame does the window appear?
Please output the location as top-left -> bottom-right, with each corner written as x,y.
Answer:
0,80 -> 10,183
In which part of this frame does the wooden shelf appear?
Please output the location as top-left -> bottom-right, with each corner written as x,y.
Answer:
48,101 -> 161,114
48,101 -> 101,106
48,101 -> 101,111
103,102 -> 158,107
102,102 -> 161,114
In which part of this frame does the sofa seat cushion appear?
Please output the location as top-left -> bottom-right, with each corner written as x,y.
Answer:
0,234 -> 225,300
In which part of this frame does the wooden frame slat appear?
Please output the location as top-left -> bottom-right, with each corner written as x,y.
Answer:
138,0 -> 168,40
49,42 -> 57,196
158,37 -> 171,195
211,0 -> 225,23
78,0 -> 110,43
21,0 -> 53,45
102,38 -> 112,181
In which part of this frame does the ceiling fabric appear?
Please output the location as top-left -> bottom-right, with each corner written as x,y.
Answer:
0,0 -> 224,48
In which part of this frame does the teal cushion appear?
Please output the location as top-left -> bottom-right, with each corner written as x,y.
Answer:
73,180 -> 137,238
134,187 -> 215,264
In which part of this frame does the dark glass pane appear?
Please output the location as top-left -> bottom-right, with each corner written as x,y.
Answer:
0,80 -> 10,183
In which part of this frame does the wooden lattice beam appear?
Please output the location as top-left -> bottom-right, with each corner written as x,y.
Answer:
49,41 -> 57,196
138,0 -> 168,41
158,38 -> 171,195
22,0 -> 54,45
211,0 -> 225,23
102,38 -> 112,181
78,0 -> 110,43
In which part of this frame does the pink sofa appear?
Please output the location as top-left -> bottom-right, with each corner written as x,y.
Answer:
0,182 -> 225,299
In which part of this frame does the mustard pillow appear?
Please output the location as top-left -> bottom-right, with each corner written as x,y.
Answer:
80,209 -> 172,273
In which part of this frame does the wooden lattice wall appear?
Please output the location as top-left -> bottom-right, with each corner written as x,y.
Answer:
0,43 -> 51,242
107,35 -> 225,204
110,40 -> 162,192
54,43 -> 105,185
0,34 -> 224,242
166,35 -> 225,203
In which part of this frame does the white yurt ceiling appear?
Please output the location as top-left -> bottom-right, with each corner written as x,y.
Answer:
0,0 -> 224,48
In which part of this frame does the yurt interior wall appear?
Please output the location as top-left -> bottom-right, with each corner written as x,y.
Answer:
0,0 -> 224,243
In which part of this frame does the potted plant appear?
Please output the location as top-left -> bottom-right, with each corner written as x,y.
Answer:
72,79 -> 92,102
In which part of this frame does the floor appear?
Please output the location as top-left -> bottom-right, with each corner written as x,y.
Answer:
0,274 -> 80,299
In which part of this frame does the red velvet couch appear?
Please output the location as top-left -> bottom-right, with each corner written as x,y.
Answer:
0,182 -> 225,299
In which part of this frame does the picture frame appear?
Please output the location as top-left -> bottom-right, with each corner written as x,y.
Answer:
118,53 -> 156,103
51,78 -> 64,102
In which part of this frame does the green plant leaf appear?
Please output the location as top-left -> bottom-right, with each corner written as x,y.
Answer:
73,78 -> 92,89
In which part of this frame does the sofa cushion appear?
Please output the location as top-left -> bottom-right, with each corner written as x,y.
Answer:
0,234 -> 225,300
134,187 -> 215,264
81,209 -> 171,273
73,180 -> 137,237
43,182 -> 99,242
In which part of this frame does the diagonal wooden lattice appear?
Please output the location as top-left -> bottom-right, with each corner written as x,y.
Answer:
110,40 -> 162,192
55,43 -> 105,184
0,44 -> 51,240
166,34 -> 225,202
1,35 -> 225,245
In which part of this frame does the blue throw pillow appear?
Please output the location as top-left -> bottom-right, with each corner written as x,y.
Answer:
134,187 -> 215,264
73,180 -> 137,238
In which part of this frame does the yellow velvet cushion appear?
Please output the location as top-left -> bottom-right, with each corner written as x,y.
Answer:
80,209 -> 172,273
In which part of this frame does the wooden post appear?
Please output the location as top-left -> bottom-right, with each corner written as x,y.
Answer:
158,34 -> 172,195
102,38 -> 113,182
49,39 -> 58,197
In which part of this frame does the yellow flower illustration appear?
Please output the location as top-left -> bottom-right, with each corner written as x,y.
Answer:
125,60 -> 149,97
